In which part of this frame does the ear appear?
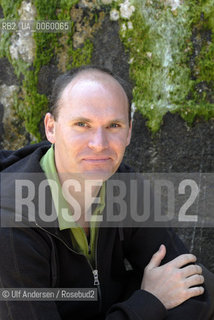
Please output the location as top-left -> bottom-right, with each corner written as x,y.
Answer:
126,120 -> 132,146
44,113 -> 56,143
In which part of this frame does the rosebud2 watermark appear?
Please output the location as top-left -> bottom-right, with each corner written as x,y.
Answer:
0,288 -> 97,301
1,173 -> 213,228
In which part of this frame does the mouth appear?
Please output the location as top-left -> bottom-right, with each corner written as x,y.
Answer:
82,158 -> 111,162
82,157 -> 112,165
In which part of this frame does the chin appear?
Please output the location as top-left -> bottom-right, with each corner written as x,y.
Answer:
80,169 -> 114,181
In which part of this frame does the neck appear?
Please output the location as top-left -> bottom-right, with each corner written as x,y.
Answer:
58,171 -> 102,221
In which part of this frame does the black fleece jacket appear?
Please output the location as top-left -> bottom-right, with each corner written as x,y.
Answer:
0,142 -> 209,320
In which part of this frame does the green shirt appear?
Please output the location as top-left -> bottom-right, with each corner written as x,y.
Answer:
40,145 -> 105,267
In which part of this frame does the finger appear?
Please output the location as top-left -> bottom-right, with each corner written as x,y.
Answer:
146,244 -> 166,270
168,254 -> 197,269
187,286 -> 204,299
185,274 -> 204,288
181,264 -> 203,278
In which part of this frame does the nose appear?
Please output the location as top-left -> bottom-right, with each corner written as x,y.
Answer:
88,128 -> 109,152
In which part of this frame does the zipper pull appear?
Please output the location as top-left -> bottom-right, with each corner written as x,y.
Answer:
92,269 -> 100,286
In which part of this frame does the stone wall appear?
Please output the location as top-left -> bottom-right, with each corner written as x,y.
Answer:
124,112 -> 214,271
0,0 -> 213,271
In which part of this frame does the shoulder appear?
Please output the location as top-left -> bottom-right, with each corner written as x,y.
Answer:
0,141 -> 51,172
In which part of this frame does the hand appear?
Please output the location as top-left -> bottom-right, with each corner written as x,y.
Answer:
141,244 -> 204,310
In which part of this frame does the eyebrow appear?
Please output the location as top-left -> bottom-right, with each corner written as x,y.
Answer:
71,117 -> 93,123
70,117 -> 127,124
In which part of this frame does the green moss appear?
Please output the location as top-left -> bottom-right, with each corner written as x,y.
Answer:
114,0 -> 214,132
34,0 -> 58,18
57,0 -> 79,20
0,0 -> 23,60
0,0 -> 57,140
192,0 -> 214,92
0,0 -> 23,18
2,0 -> 213,140
69,39 -> 93,68
201,0 -> 214,31
118,1 -> 191,131
0,0 -> 93,142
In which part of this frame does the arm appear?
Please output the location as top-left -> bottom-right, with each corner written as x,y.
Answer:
123,227 -> 209,319
106,290 -> 167,320
141,244 -> 204,309
103,229 -> 176,320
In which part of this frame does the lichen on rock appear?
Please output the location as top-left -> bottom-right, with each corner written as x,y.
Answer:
110,8 -> 120,21
0,0 -> 213,145
56,2 -> 105,72
9,1 -> 36,64
119,0 -> 135,19
111,0 -> 214,132
164,0 -> 181,12
71,7 -> 105,49
0,83 -> 29,149
0,84 -> 19,120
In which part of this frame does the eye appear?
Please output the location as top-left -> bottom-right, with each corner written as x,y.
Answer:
75,122 -> 88,128
109,123 -> 121,128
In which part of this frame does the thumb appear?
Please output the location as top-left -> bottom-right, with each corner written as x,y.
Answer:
146,244 -> 166,270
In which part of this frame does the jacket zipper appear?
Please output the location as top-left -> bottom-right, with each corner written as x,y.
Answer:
88,244 -> 91,255
92,270 -> 99,285
94,227 -> 102,312
35,223 -> 102,311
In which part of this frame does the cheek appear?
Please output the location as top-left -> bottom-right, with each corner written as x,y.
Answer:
109,135 -> 129,154
59,127 -> 88,145
112,131 -> 130,146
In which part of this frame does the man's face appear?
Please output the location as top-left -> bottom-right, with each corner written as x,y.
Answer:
45,72 -> 132,180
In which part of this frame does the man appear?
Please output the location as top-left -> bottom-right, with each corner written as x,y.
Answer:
0,66 -> 210,319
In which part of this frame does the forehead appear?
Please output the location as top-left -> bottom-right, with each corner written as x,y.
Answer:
60,71 -> 128,105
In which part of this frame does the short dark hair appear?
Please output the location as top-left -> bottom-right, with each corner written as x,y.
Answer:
49,65 -> 133,123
